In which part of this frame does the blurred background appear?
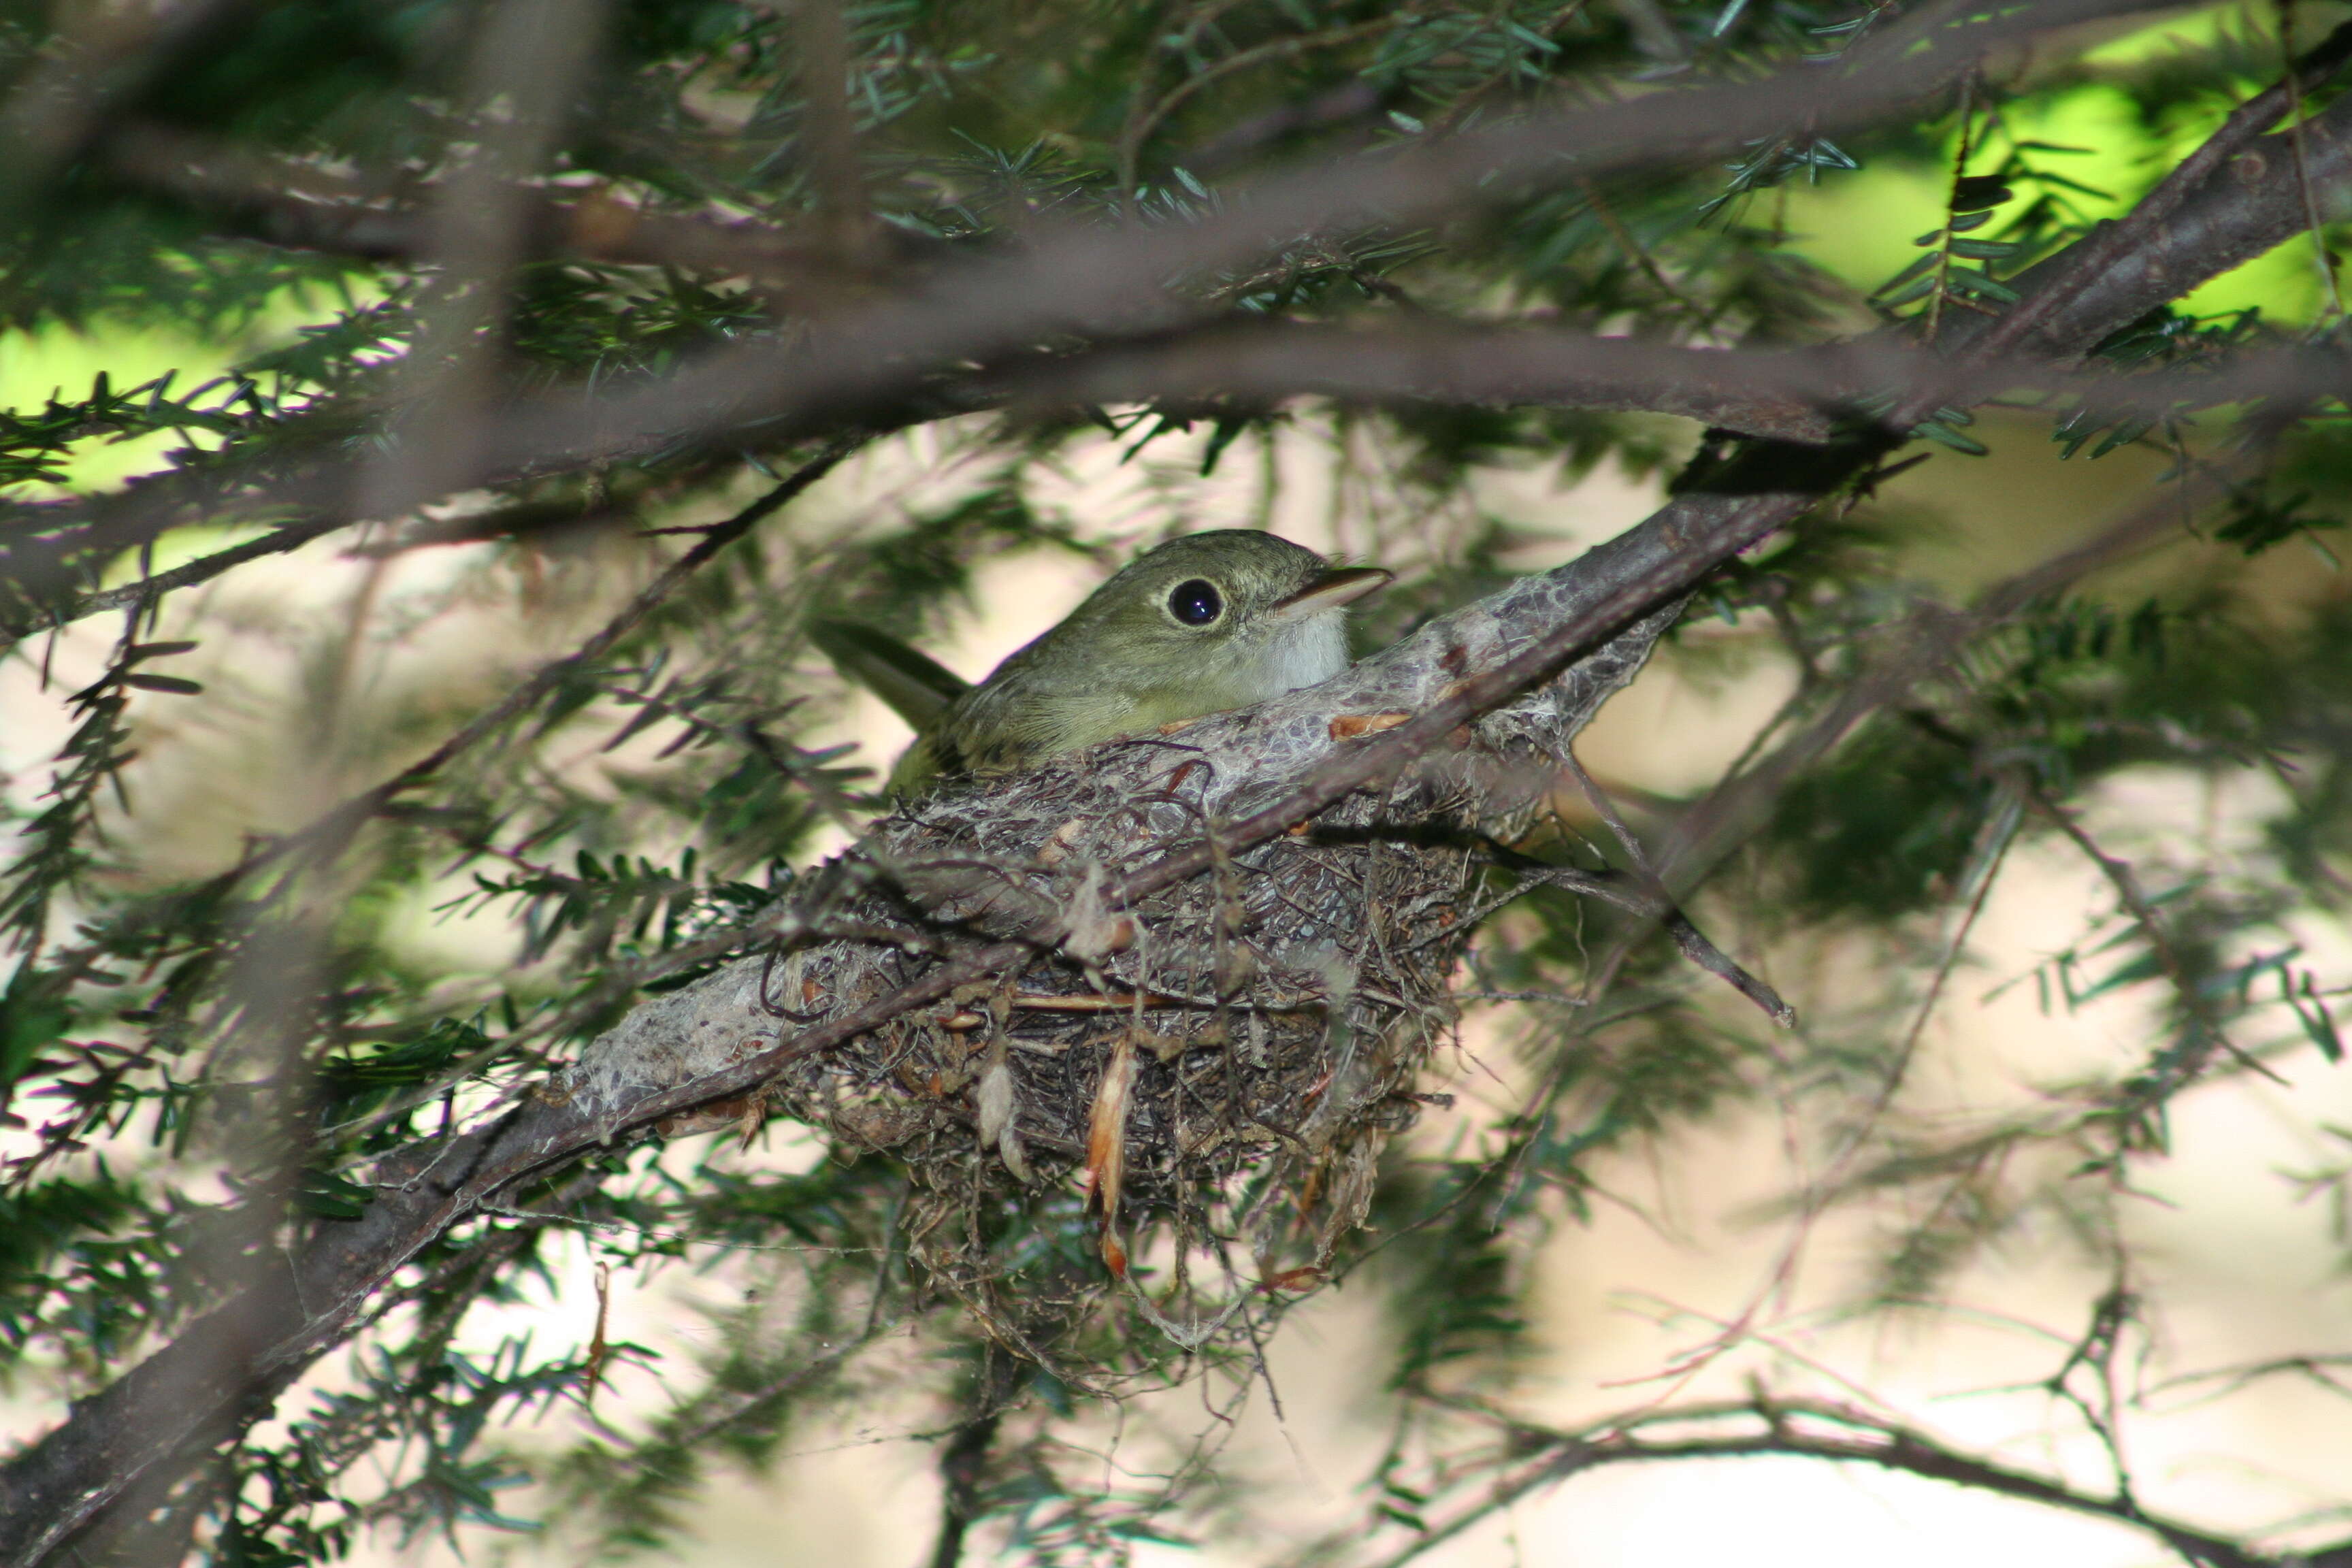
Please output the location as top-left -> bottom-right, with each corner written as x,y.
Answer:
9,1 -> 2352,1564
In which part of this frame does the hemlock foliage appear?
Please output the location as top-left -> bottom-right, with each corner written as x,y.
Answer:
3,0 -> 2352,1563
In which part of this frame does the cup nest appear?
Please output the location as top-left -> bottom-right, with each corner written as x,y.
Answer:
750,746 -> 1494,1326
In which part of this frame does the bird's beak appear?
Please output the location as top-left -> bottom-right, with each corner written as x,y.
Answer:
1270,566 -> 1392,621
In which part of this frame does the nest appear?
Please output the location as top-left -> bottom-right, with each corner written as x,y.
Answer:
743,742 -> 1500,1317
563,598 -> 1687,1355
564,602 -> 1684,1349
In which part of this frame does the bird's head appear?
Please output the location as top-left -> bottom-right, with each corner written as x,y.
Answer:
1038,530 -> 1391,701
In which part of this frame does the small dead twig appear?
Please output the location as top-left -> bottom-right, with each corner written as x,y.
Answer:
1556,746 -> 1793,1027
2022,780 -> 2289,1091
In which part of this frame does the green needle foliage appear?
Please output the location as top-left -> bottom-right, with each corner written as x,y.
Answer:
4,0 -> 2352,1565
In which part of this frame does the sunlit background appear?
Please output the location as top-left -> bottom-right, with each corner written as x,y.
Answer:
9,8 -> 2352,1563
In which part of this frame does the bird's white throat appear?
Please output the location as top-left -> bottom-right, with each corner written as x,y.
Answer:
1246,610 -> 1352,702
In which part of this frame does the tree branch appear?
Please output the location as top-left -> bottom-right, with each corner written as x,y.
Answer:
440,0 -> 2197,491
7,0 -> 2185,626
101,119 -> 956,289
1002,321 -> 2352,446
1350,1397 -> 2296,1568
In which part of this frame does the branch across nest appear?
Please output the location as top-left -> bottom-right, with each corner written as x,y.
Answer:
562,592 -> 1725,1326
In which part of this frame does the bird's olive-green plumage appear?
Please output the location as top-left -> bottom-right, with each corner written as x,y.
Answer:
806,617 -> 971,735
820,531 -> 1390,795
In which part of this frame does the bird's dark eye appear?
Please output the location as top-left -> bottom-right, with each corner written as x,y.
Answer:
1167,578 -> 1223,626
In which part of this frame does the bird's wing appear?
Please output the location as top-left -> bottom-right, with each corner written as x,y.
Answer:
808,619 -> 971,734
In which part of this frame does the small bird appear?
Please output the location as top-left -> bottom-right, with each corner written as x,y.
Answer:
814,530 -> 1391,794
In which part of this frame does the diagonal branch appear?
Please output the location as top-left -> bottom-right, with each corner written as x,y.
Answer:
225,436 -> 868,881
422,0 -> 2199,495
5,0 -> 2191,623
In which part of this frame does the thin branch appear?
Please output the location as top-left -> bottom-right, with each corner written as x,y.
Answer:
25,516 -> 350,632
1654,459 -> 2249,893
1579,178 -> 1712,325
233,434 -> 866,877
2023,780 -> 2289,1088
2278,5 -> 2349,318
1350,1397 -> 2285,1568
1114,16 -> 1397,196
1550,747 -> 1793,1025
